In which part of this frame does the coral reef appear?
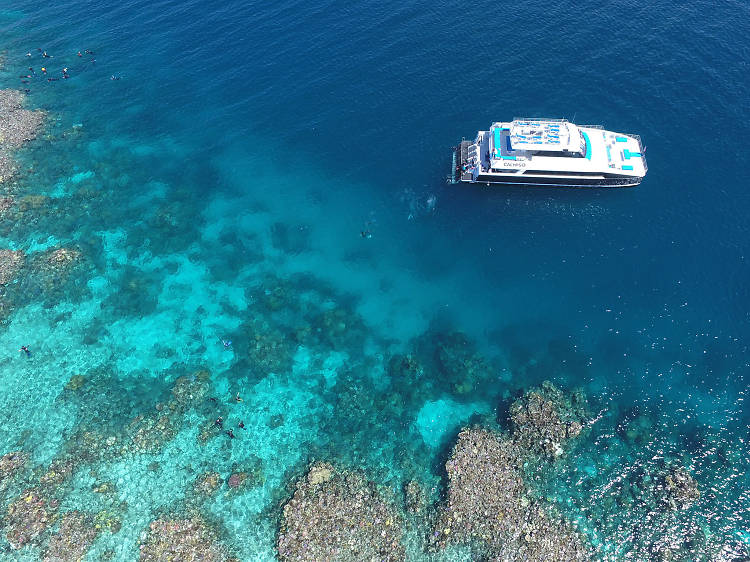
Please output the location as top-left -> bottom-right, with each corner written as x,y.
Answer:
0,89 -> 44,184
509,380 -> 589,459
227,455 -> 265,492
193,471 -> 223,496
403,480 -> 427,514
277,462 -> 405,561
43,510 -> 99,561
434,332 -> 494,396
661,465 -> 700,510
0,249 -> 24,286
0,450 -> 28,492
126,414 -> 179,454
139,516 -> 233,561
3,488 -> 59,549
64,374 -> 86,392
29,246 -> 83,293
430,428 -> 591,561
169,370 -> 211,413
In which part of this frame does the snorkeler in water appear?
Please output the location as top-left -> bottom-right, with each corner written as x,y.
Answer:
215,416 -> 223,428
234,392 -> 242,402
238,421 -> 246,429
19,346 -> 31,357
222,339 -> 232,350
226,429 -> 235,439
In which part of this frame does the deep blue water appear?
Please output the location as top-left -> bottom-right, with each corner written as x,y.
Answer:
0,0 -> 748,559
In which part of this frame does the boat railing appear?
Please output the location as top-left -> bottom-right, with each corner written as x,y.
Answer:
633,134 -> 648,174
578,124 -> 604,130
513,117 -> 569,124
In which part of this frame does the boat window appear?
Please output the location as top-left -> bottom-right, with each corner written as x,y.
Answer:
523,170 -> 603,176
532,150 -> 583,158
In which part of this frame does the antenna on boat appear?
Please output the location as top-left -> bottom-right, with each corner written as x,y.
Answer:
572,112 -> 576,123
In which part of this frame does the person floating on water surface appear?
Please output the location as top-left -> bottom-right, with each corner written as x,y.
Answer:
215,416 -> 223,428
221,339 -> 232,350
238,421 -> 245,429
226,429 -> 235,439
234,392 -> 242,402
19,346 -> 31,357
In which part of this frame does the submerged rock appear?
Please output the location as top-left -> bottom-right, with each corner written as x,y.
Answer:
277,462 -> 405,561
139,516 -> 232,561
431,428 -> 591,561
509,380 -> 589,459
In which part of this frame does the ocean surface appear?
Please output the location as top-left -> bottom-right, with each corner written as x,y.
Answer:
0,0 -> 748,559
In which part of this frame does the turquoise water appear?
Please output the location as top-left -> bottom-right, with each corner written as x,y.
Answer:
0,0 -> 749,559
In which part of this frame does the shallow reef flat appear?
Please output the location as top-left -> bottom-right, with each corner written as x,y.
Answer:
0,89 -> 43,185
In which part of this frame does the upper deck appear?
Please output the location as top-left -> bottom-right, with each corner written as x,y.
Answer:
509,119 -> 580,152
479,118 -> 646,178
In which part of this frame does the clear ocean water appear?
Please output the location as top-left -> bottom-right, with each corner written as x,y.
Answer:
0,0 -> 748,559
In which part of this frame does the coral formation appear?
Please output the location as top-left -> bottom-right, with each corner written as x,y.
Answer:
509,380 -> 589,459
139,516 -> 233,561
3,488 -> 59,549
403,480 -> 427,514
430,428 -> 591,561
0,450 -> 28,492
227,455 -> 265,491
0,249 -> 24,286
64,374 -> 86,392
0,89 -> 44,184
661,465 -> 700,510
277,462 -> 405,561
193,471 -> 223,496
43,510 -> 99,561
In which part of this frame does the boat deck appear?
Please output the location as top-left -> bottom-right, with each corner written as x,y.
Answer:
452,118 -> 646,187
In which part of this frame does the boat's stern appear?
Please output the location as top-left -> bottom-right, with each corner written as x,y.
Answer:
451,140 -> 474,183
451,133 -> 488,183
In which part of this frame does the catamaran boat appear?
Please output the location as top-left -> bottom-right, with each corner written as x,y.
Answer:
452,118 -> 647,187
